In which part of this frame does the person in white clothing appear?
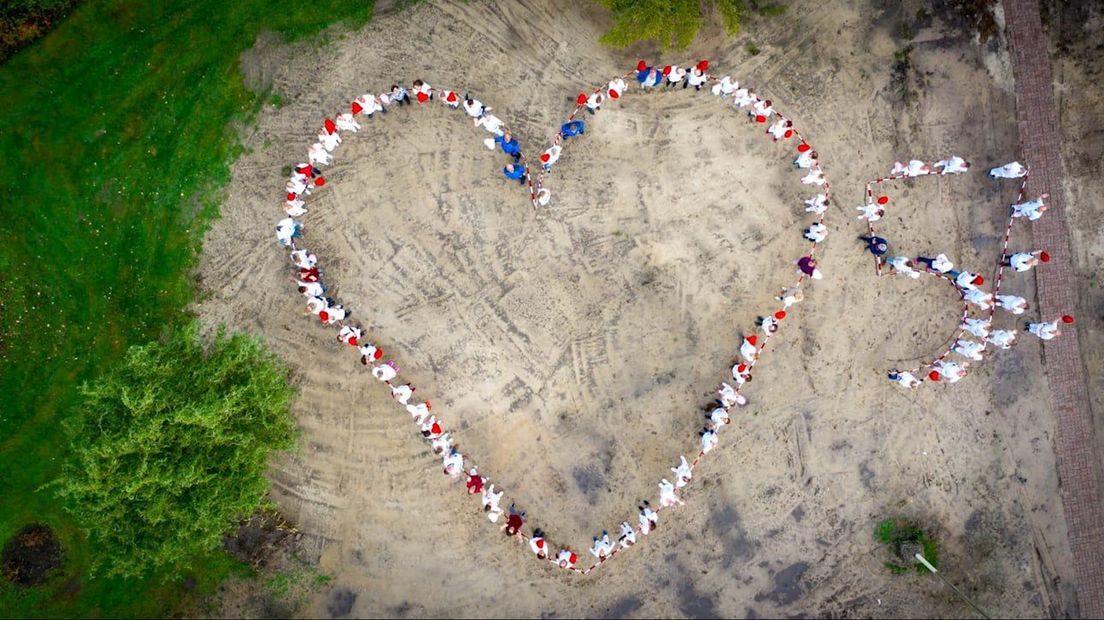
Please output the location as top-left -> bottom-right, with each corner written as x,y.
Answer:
732,87 -> 755,108
803,222 -> 827,242
700,428 -> 718,454
290,249 -> 316,269
768,119 -> 792,141
953,339 -> 985,361
556,549 -> 577,569
802,168 -> 826,185
887,256 -> 920,279
777,286 -> 804,309
441,90 -> 461,108
709,406 -> 730,428
390,382 -> 414,404
286,175 -> 307,196
1005,250 -> 1049,272
420,415 -> 442,438
962,317 -> 991,339
430,433 -> 451,455
607,78 -> 626,99
475,113 -> 504,136
1012,195 -> 1048,220
989,161 -> 1027,178
664,65 -> 687,86
618,521 -> 637,547
372,362 -> 398,382
585,91 -> 604,113
954,271 -> 983,290
1025,321 -> 1058,339
718,382 -> 744,408
686,66 -> 708,89
482,484 -> 504,522
318,129 -> 341,152
354,94 -> 381,117
529,532 -> 548,558
731,362 -> 751,385
932,359 -> 968,383
739,335 -> 759,362
296,280 -> 323,297
856,202 -> 884,222
996,294 -> 1028,315
319,304 -> 345,325
659,479 -> 683,507
794,149 -> 818,169
805,194 -> 829,215
462,97 -> 486,118
750,98 -> 774,119
638,502 -> 658,534
712,75 -> 738,97
590,532 -> 614,559
916,253 -> 954,273
358,342 -> 382,365
933,156 -> 970,174
284,197 -> 307,217
963,288 -> 995,310
304,296 -> 327,316
335,112 -> 360,132
539,145 -> 561,173
308,142 -> 332,166
442,448 -> 464,478
907,160 -> 931,176
337,325 -> 361,346
888,371 -> 921,388
671,456 -> 693,488
987,330 -> 1017,349
407,401 -> 431,424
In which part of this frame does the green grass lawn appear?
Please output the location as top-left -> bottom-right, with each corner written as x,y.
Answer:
0,1 -> 372,616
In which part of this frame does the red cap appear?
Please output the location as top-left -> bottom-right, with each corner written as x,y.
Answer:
747,335 -> 757,346
877,195 -> 890,205
608,88 -> 620,99
540,153 -> 550,163
351,101 -> 363,114
637,60 -> 647,72
374,347 -> 383,359
446,91 -> 458,103
696,59 -> 709,72
755,115 -> 766,123
1061,315 -> 1074,324
797,143 -> 810,153
348,336 -> 358,346
928,370 -> 941,381
972,275 -> 984,285
286,192 -> 297,201
416,91 -> 429,103
662,65 -> 672,76
774,310 -> 786,320
324,118 -> 336,134
1039,251 -> 1050,262
783,130 -> 793,139
314,177 -> 325,187
319,311 -> 329,322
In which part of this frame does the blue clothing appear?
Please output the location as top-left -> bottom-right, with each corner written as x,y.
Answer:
503,164 -> 526,181
561,120 -> 585,139
636,67 -> 653,84
495,134 -> 520,156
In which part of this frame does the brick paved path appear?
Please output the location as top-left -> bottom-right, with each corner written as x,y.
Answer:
1002,0 -> 1104,616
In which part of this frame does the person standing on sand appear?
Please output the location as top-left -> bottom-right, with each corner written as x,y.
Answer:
700,428 -> 718,454
888,371 -> 921,388
962,317 -> 992,339
1003,250 -> 1049,272
989,161 -> 1027,178
996,294 -> 1028,315
442,448 -> 464,479
502,503 -> 526,536
529,529 -> 548,558
709,405 -> 730,428
933,156 -> 970,174
718,382 -> 746,407
495,131 -> 521,162
1012,195 -> 1048,220
858,234 -> 889,257
739,335 -> 759,362
618,521 -> 637,547
805,194 -> 829,215
561,120 -> 585,139
372,361 -> 398,382
659,479 -> 683,506
915,253 -> 953,273
539,145 -> 561,173
778,286 -> 804,308
390,84 -> 410,105
463,96 -> 487,118
590,531 -> 614,559
482,484 -> 503,522
1025,315 -> 1073,340
503,163 -> 527,185
964,287 -> 995,310
797,255 -> 822,279
671,456 -> 693,488
663,65 -> 686,87
358,342 -> 382,365
803,222 -> 827,242
988,329 -> 1017,349
556,549 -> 578,569
638,501 -> 658,534
390,382 -> 414,404
953,339 -> 985,361
465,468 -> 485,495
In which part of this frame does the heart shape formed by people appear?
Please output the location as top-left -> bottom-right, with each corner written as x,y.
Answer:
273,60 -> 832,574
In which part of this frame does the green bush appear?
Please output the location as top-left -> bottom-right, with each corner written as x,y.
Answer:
51,322 -> 297,579
598,0 -> 745,51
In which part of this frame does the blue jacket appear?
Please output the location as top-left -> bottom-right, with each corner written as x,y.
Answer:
503,164 -> 526,180
495,134 -> 520,155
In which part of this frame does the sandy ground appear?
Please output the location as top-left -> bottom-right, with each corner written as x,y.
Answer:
196,0 -> 1092,616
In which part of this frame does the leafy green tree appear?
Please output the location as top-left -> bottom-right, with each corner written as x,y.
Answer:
52,322 -> 297,579
598,0 -> 746,51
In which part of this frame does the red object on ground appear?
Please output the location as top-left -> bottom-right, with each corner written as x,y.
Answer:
540,153 -> 550,162
755,115 -> 766,123
608,88 -> 620,99
1040,251 -> 1051,262
797,143 -> 811,153
577,93 -> 588,106
928,370 -> 941,381
696,59 -> 709,72
662,65 -> 672,76
1062,315 -> 1075,324
747,335 -> 757,346
637,59 -> 647,72
324,118 -> 336,134
774,310 -> 786,320
314,177 -> 326,187
783,130 -> 793,139
351,101 -> 363,114
973,276 -> 984,286
877,195 -> 889,205
416,91 -> 429,103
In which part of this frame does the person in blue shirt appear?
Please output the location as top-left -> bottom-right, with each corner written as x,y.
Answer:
503,163 -> 526,185
858,235 -> 889,257
560,120 -> 585,139
495,131 -> 521,162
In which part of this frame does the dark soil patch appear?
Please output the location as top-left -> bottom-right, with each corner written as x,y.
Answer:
2,523 -> 63,587
222,512 -> 297,569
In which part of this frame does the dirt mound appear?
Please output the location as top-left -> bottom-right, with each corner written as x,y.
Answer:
2,523 -> 63,587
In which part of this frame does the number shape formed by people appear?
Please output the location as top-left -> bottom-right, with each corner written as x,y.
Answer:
859,158 -> 1072,390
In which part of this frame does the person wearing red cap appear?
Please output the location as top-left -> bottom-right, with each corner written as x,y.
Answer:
739,335 -> 759,362
996,294 -> 1028,315
731,362 -> 751,385
502,503 -> 525,536
482,483 -> 504,522
1004,250 -> 1049,272
933,155 -> 970,174
1026,316 -> 1071,340
529,529 -> 548,558
420,415 -> 442,439
607,78 -> 627,99
337,325 -> 361,346
556,549 -> 577,569
358,342 -> 383,365
465,468 -> 485,494
663,64 -> 687,87
540,145 -> 561,173
638,501 -> 658,534
952,270 -> 983,290
390,382 -> 414,404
